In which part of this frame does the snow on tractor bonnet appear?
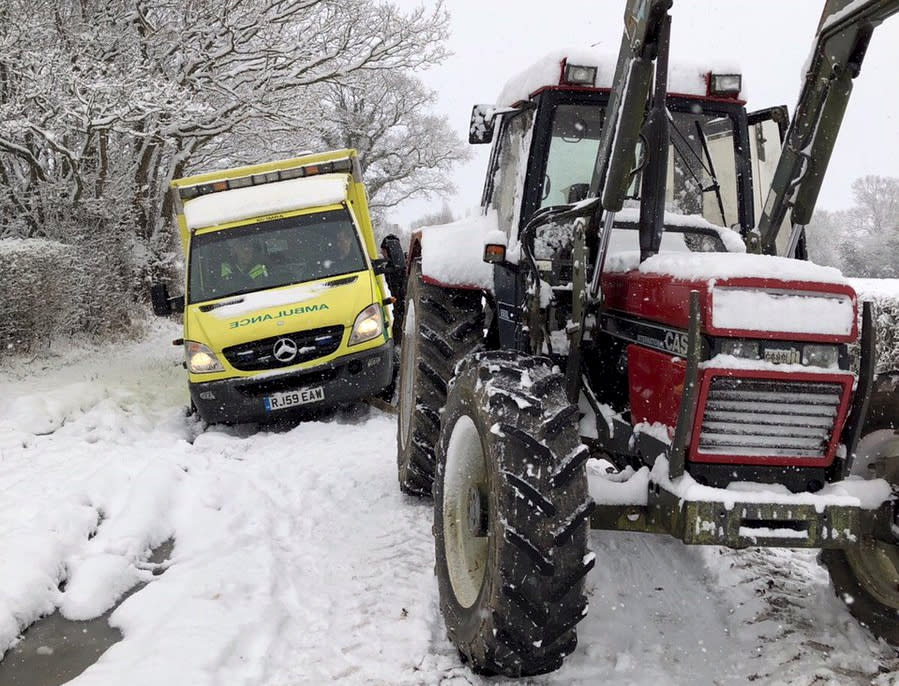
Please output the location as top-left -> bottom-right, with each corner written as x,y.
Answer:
394,0 -> 899,678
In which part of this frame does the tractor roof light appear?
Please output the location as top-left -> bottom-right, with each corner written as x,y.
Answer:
708,73 -> 742,98
561,60 -> 597,87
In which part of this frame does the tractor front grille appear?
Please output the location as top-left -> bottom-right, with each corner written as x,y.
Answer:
223,325 -> 344,371
696,377 -> 845,460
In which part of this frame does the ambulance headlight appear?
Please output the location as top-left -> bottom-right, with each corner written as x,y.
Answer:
349,304 -> 384,346
186,340 -> 225,373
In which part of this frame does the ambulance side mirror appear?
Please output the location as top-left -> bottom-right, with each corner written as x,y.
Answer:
380,234 -> 406,272
150,282 -> 184,316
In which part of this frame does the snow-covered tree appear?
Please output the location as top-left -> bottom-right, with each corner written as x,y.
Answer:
0,0 -> 454,341
807,175 -> 899,277
302,71 -> 469,219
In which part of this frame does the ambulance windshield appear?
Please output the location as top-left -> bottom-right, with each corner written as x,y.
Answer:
188,209 -> 366,304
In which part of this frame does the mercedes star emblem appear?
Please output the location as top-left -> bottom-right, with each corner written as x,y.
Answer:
272,337 -> 299,363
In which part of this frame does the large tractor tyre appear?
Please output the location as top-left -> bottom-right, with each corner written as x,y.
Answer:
822,375 -> 899,643
434,351 -> 595,677
396,264 -> 484,496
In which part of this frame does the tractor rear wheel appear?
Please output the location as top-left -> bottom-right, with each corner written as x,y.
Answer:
434,351 -> 594,676
396,264 -> 484,496
822,376 -> 899,643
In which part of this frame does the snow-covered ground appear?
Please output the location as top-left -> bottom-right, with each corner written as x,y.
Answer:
1,324 -> 898,685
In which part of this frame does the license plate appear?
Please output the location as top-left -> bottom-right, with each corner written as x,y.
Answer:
764,348 -> 801,365
264,386 -> 325,411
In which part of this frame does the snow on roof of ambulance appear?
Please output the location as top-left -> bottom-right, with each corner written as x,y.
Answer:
496,48 -> 741,106
183,174 -> 348,230
605,251 -> 848,285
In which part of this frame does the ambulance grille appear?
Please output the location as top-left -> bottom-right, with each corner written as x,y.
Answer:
697,377 -> 844,459
223,325 -> 344,371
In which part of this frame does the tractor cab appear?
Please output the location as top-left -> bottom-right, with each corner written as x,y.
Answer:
472,51 -> 789,257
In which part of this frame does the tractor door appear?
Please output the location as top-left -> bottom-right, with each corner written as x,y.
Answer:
747,106 -> 793,255
483,108 -> 536,350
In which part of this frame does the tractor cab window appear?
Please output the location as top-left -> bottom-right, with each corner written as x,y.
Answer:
538,102 -> 741,232
491,108 -> 536,237
541,105 -> 605,207
669,111 -> 739,229
626,110 -> 740,230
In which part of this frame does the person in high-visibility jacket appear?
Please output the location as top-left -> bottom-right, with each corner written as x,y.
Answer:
220,240 -> 268,283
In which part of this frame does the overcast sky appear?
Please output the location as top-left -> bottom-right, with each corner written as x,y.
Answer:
389,0 -> 899,227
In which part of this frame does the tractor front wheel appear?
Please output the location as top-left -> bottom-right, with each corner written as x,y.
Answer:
434,351 -> 595,676
821,426 -> 899,643
822,375 -> 899,643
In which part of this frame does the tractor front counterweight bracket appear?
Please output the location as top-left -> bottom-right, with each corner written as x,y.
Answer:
590,485 -> 894,550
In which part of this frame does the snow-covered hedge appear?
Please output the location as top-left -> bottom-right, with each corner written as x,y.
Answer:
0,237 -> 143,354
0,239 -> 82,352
851,279 -> 899,374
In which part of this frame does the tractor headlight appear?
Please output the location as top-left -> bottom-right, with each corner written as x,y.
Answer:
561,63 -> 597,87
802,344 -> 839,369
349,304 -> 384,346
719,339 -> 759,359
708,73 -> 742,98
186,340 -> 225,373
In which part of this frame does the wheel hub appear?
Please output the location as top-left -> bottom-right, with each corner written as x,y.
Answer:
398,301 -> 417,451
467,486 -> 488,537
442,415 -> 489,609
846,430 -> 899,608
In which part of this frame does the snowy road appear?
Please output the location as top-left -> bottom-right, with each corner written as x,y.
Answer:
1,324 -> 898,685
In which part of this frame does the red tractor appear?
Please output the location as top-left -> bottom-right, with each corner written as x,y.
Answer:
396,0 -> 899,676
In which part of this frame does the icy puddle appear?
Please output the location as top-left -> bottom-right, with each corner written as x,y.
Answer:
0,541 -> 173,686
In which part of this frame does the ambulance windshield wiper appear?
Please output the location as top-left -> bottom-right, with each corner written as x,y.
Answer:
199,297 -> 245,312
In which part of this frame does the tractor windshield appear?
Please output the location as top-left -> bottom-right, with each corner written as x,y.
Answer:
187,209 -> 366,304
540,102 -> 741,229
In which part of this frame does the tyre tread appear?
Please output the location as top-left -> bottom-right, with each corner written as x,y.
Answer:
435,351 -> 592,677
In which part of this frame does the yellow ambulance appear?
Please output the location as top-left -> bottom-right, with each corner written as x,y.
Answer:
151,149 -> 400,423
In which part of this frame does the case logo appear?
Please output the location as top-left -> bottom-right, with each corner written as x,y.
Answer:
663,331 -> 689,357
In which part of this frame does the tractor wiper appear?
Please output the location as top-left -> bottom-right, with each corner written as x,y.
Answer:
693,119 -> 727,226
667,116 -> 727,226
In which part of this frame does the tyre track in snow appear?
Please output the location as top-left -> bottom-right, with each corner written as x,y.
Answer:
701,546 -> 899,684
195,417 -> 440,685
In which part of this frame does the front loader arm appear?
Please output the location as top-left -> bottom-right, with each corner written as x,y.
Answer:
758,0 -> 899,256
588,0 -> 672,213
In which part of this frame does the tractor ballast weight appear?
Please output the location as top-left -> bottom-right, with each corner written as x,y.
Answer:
396,0 -> 899,676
